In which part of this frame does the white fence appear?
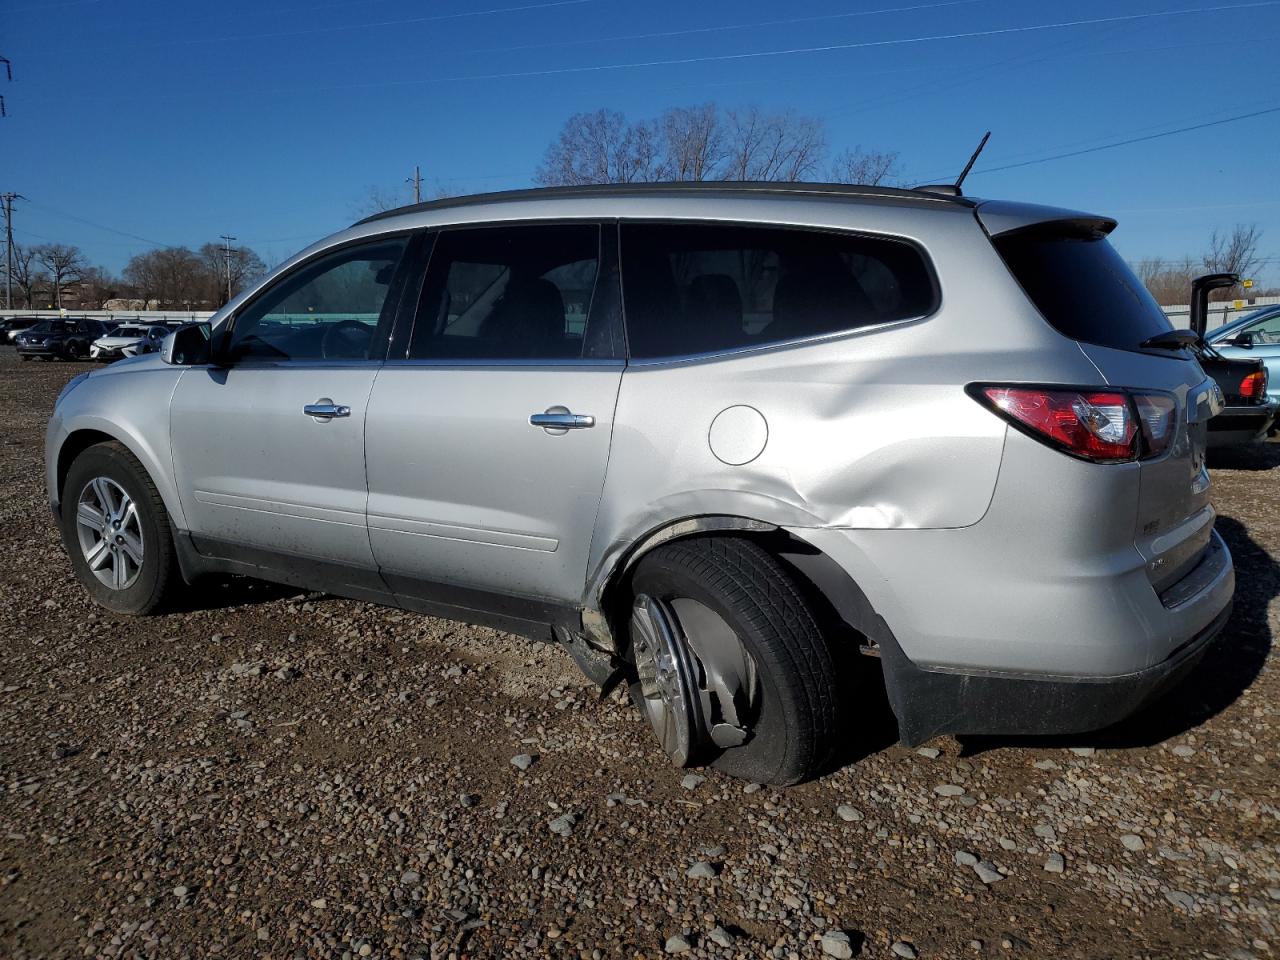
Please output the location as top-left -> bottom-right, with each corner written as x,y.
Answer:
1161,296 -> 1280,332
0,309 -> 214,325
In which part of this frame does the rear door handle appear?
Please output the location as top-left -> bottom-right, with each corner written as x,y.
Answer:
529,410 -> 595,431
304,398 -> 351,421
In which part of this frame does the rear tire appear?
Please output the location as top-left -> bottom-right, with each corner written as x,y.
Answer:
624,536 -> 841,785
59,441 -> 178,615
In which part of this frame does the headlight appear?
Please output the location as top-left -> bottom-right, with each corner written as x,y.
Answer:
56,372 -> 90,406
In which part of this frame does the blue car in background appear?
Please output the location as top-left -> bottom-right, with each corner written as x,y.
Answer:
1208,303 -> 1280,405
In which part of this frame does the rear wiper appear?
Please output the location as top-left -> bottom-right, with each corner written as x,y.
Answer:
1140,329 -> 1200,351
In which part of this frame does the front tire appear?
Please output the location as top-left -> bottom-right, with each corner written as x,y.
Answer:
624,536 -> 841,785
59,441 -> 178,615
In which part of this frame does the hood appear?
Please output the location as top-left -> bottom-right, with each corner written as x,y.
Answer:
94,334 -> 148,347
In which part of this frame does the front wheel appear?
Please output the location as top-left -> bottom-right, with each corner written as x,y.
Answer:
624,536 -> 841,785
59,441 -> 179,614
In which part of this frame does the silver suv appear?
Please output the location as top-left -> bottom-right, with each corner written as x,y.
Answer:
46,183 -> 1235,784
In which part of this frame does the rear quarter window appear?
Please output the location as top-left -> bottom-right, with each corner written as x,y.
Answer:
620,222 -> 937,359
992,222 -> 1173,352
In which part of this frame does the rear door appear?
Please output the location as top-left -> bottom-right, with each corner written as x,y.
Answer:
988,217 -> 1219,591
364,222 -> 624,613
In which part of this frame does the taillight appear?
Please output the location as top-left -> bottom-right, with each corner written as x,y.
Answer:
968,385 -> 1177,463
1239,369 -> 1267,400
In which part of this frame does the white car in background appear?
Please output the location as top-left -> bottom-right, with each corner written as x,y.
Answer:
89,324 -> 170,362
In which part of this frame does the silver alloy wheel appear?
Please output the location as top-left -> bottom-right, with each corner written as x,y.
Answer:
630,594 -> 759,766
75,476 -> 144,590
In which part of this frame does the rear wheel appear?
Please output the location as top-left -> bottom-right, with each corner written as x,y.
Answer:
59,441 -> 178,615
624,536 -> 840,785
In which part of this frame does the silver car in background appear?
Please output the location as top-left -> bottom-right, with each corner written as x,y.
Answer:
45,183 -> 1235,784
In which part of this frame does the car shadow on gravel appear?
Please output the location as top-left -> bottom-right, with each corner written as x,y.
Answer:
957,514 -> 1276,757
168,575 -> 309,613
1207,438 -> 1280,471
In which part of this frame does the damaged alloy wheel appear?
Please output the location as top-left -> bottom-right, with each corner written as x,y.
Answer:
625,536 -> 840,785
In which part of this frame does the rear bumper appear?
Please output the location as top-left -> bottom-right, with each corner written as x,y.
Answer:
874,597 -> 1231,744
1208,400 -> 1278,446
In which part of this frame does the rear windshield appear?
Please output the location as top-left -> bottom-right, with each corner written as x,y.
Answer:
992,222 -> 1173,352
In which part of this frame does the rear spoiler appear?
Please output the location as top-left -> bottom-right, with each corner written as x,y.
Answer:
975,200 -> 1116,238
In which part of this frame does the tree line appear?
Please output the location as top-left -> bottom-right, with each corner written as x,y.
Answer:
536,103 -> 900,187
1134,225 -> 1273,305
4,240 -> 266,310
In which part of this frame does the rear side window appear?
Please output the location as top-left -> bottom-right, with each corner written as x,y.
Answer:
992,223 -> 1172,352
409,224 -> 600,361
620,223 -> 936,359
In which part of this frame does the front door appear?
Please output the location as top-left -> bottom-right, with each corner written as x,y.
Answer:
170,236 -> 412,581
365,222 -> 623,613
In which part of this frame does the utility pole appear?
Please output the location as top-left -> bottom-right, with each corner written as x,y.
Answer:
219,234 -> 236,305
1,193 -> 21,311
406,165 -> 422,204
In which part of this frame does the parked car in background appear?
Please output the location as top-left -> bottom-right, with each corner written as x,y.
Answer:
15,317 -> 111,361
2,316 -> 41,343
1207,303 -> 1280,408
1183,276 -> 1278,447
90,324 -> 170,362
47,183 -> 1234,784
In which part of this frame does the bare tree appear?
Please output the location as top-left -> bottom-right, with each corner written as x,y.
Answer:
828,146 -> 900,186
1135,256 -> 1199,306
77,265 -> 119,310
659,103 -> 726,181
535,109 -> 664,186
354,185 -> 407,219
6,241 -> 40,308
123,247 -> 208,308
1203,224 -> 1262,299
198,242 -> 266,306
719,107 -> 825,182
34,243 -> 86,308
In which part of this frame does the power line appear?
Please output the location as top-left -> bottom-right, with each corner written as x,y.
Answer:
323,0 -> 1280,89
961,105 -> 1280,178
172,0 -> 597,46
471,0 -> 987,57
23,199 -> 172,248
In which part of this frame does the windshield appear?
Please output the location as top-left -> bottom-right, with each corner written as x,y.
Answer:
1209,305 -> 1280,341
29,320 -> 72,334
113,326 -> 147,337
993,222 -> 1173,353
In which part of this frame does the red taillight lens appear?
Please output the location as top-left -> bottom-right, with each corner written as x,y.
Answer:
971,385 -> 1177,463
1239,369 -> 1266,400
981,387 -> 1137,461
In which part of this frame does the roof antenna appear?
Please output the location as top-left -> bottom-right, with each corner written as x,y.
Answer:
954,130 -> 991,193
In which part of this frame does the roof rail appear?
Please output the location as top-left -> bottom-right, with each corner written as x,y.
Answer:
355,180 -> 973,225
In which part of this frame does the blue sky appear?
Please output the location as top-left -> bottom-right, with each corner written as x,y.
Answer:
3,0 -> 1279,279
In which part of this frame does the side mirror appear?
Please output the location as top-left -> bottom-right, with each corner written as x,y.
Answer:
160,322 -> 213,366
1229,332 -> 1255,348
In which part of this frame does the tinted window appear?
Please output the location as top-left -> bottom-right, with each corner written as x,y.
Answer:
620,223 -> 935,359
409,224 -> 600,360
228,238 -> 407,361
993,224 -> 1172,352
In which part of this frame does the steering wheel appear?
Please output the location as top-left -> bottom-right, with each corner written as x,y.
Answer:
321,319 -> 374,360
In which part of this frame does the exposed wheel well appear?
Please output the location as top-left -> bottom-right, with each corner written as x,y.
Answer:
56,430 -> 118,505
600,523 -> 877,655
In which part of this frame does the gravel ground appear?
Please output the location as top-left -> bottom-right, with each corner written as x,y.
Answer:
1,351 -> 1277,960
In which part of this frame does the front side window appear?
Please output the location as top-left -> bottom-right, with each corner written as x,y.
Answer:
408,224 -> 600,360
228,238 -> 408,361
1244,310 -> 1280,343
620,222 -> 936,359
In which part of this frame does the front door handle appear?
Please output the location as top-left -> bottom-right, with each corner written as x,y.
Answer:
530,408 -> 595,433
304,398 -> 351,421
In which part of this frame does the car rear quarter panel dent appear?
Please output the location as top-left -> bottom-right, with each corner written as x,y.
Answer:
49,366 -> 188,530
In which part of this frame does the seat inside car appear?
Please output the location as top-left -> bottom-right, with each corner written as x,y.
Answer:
685,273 -> 745,353
480,276 -> 567,358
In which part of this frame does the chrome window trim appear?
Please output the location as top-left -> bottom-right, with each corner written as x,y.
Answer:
208,359 -> 387,372
381,358 -> 625,370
